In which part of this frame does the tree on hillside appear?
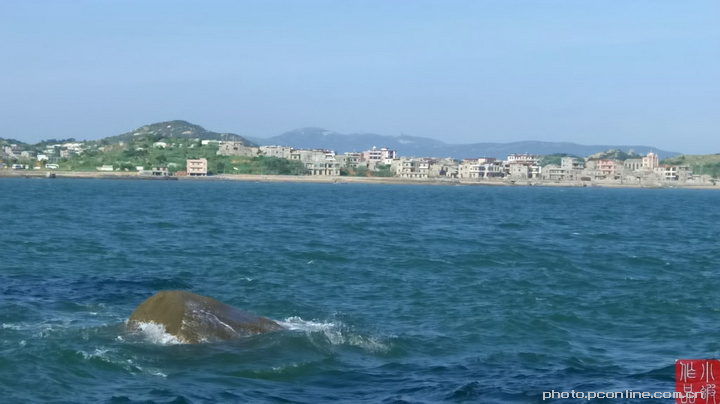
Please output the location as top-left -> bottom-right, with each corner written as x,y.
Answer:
538,153 -> 583,167
154,154 -> 167,166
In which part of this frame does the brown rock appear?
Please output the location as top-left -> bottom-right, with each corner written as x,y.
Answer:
127,290 -> 285,343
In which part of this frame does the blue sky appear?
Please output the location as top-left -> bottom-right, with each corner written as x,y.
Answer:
1,0 -> 718,154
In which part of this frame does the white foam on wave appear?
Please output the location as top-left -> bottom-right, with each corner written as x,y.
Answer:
279,316 -> 389,353
77,347 -> 136,371
79,347 -> 110,360
129,321 -> 182,345
2,321 -> 69,339
279,316 -> 335,332
77,347 -> 166,377
150,370 -> 168,378
35,325 -> 59,339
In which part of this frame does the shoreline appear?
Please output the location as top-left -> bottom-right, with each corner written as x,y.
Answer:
1,170 -> 718,189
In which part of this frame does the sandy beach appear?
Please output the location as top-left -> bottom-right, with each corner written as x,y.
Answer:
1,169 -> 717,189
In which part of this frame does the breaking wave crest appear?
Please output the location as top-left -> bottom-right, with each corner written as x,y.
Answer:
127,321 -> 182,345
122,316 -> 389,353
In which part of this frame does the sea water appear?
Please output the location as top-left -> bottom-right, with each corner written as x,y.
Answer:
1,178 -> 718,403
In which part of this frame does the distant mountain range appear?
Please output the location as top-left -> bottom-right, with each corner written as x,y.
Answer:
248,127 -> 681,160
3,121 -> 681,160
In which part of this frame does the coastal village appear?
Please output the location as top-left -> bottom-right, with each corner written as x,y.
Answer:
1,137 -> 717,187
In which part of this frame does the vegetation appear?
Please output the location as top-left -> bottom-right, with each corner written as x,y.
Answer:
53,138 -> 307,175
661,154 -> 720,178
538,153 -> 583,167
372,164 -> 395,177
56,138 -> 213,172
586,149 -> 645,161
342,164 -> 394,177
213,156 -> 306,175
33,138 -> 77,147
99,120 -> 257,146
5,123 -> 719,179
0,138 -> 27,147
0,126 -> 315,176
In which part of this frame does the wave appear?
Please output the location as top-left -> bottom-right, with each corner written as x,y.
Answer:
75,346 -> 169,379
279,316 -> 390,353
121,315 -> 390,354
124,321 -> 182,345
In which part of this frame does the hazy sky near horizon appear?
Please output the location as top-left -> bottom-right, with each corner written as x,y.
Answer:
1,0 -> 718,154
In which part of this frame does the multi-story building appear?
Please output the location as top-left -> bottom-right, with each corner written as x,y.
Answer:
337,152 -> 363,169
290,149 -> 329,165
596,159 -> 616,177
642,152 -> 659,169
394,158 -> 430,179
187,158 -> 208,176
504,154 -> 541,179
428,158 -> 459,178
508,163 -> 531,179
289,149 -> 340,176
654,165 -> 692,181
363,147 -> 397,169
624,158 -> 643,171
259,146 -> 292,159
507,163 -> 541,179
308,159 -> 341,176
542,165 -> 567,181
507,153 -> 538,165
545,157 -> 584,181
458,158 -> 504,179
561,157 -> 584,171
217,141 -> 259,157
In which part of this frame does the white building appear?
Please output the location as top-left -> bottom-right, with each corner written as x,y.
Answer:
394,157 -> 430,178
458,158 -> 504,179
507,153 -> 538,165
363,147 -> 397,168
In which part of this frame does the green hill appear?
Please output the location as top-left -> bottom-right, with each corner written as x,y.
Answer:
50,120 -> 303,175
100,120 -> 258,147
661,154 -> 720,178
0,137 -> 27,146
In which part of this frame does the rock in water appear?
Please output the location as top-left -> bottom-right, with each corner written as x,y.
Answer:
127,290 -> 285,343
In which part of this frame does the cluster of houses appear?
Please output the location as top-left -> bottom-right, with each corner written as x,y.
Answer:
399,151 -> 710,184
2,137 -> 714,185
1,141 -> 85,169
181,142 -> 398,177
194,141 -> 710,185
2,141 -> 84,163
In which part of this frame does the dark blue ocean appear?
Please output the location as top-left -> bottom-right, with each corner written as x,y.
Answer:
1,178 -> 719,403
